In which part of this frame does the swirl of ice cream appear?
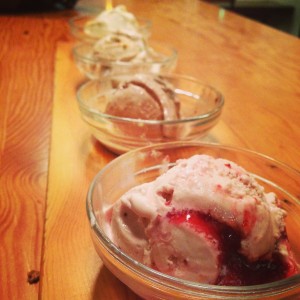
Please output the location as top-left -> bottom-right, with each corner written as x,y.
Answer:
105,74 -> 180,121
104,74 -> 180,139
93,33 -> 147,62
84,5 -> 144,39
107,154 -> 298,285
81,34 -> 176,78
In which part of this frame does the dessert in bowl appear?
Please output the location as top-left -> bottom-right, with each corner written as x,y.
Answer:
73,39 -> 178,79
86,141 -> 300,299
76,73 -> 224,154
69,5 -> 152,43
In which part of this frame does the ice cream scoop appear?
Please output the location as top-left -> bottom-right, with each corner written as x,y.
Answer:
84,5 -> 144,39
105,74 -> 180,138
91,35 -> 176,70
106,74 -> 180,120
107,154 -> 298,285
72,36 -> 177,79
93,33 -> 146,62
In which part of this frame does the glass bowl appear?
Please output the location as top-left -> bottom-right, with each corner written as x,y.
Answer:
72,40 -> 178,79
69,14 -> 152,43
86,141 -> 300,299
76,73 -> 224,154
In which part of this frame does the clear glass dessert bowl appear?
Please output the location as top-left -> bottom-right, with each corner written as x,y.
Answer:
76,73 -> 224,154
86,141 -> 300,299
69,14 -> 152,43
72,40 -> 178,79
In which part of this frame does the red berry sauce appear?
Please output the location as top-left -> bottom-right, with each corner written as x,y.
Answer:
167,210 -> 298,286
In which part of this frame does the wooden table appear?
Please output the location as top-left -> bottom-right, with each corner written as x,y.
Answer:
1,0 -> 300,299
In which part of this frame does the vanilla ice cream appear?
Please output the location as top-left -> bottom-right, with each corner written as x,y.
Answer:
84,5 -> 146,39
75,35 -> 177,79
106,154 -> 298,285
92,33 -> 147,62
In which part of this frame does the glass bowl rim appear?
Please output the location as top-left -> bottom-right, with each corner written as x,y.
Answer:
86,141 -> 300,296
76,73 -> 225,125
72,41 -> 178,66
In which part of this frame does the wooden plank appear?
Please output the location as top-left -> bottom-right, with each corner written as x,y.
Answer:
0,14 -> 58,299
40,41 -> 139,299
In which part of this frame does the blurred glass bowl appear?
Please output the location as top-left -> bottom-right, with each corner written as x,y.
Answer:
72,40 -> 178,79
87,141 -> 300,299
69,14 -> 152,43
76,73 -> 224,154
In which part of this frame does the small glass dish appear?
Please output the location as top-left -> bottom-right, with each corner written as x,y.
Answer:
87,141 -> 300,299
72,40 -> 178,79
76,73 -> 224,154
69,14 -> 152,43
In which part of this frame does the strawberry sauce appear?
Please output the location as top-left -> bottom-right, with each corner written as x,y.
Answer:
167,210 -> 297,286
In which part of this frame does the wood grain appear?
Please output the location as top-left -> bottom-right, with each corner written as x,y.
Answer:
40,42 -> 136,299
0,0 -> 300,299
0,12 -> 72,299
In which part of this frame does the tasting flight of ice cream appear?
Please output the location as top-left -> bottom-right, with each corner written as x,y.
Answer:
75,4 -> 299,287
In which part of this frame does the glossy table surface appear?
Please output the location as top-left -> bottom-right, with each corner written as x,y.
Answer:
0,0 -> 300,299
